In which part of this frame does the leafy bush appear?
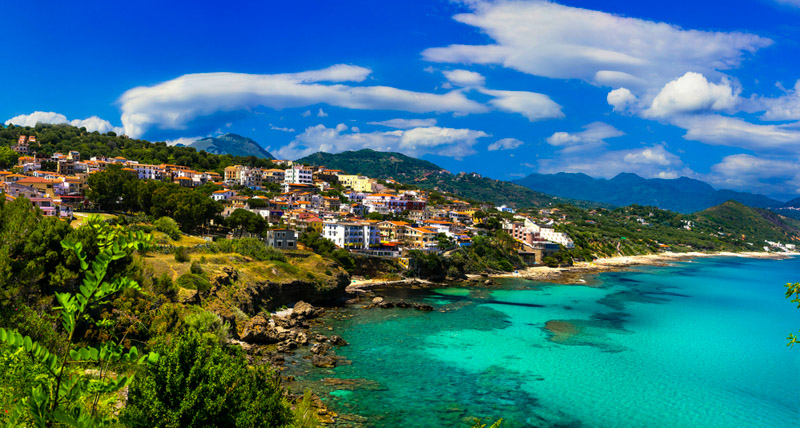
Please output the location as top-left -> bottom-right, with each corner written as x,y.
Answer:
122,331 -> 292,428
174,246 -> 191,263
154,216 -> 181,240
190,261 -> 203,275
184,309 -> 230,344
152,273 -> 178,301
175,273 -> 211,292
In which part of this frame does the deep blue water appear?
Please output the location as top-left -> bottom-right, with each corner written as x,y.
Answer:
301,257 -> 800,427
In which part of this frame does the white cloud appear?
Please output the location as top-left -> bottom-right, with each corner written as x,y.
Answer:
118,64 -> 488,138
774,0 -> 800,7
706,154 -> 800,195
546,122 -> 625,153
270,124 -> 295,132
477,88 -> 564,121
5,111 -> 124,134
607,88 -> 637,112
275,124 -> 488,160
672,114 -> 800,152
5,111 -> 68,127
758,80 -> 800,121
70,116 -> 125,134
487,137 -> 523,151
301,110 -> 312,117
644,72 -> 740,118
423,1 -> 770,92
367,118 -> 438,129
538,144 -> 691,179
443,69 -> 486,87
317,108 -> 328,118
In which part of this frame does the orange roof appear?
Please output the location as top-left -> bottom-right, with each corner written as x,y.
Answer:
16,177 -> 53,184
174,177 -> 192,180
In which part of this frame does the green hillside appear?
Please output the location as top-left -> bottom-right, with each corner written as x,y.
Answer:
693,200 -> 800,244
298,149 -> 599,208
0,123 -> 278,173
555,201 -> 799,261
297,149 -> 441,181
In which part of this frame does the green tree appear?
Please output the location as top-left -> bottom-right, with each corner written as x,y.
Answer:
226,209 -> 267,237
154,216 -> 181,240
0,145 -> 19,169
0,196 -> 71,307
122,331 -> 292,428
87,164 -> 138,212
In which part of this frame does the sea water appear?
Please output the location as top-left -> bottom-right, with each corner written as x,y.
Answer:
305,257 -> 800,427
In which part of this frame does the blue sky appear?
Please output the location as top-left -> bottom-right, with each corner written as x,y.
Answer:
4,0 -> 800,199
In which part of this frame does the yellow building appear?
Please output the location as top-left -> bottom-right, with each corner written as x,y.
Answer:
338,174 -> 373,192
379,220 -> 409,241
403,226 -> 438,249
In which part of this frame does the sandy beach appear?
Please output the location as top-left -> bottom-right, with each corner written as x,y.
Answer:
347,251 -> 800,291
496,251 -> 800,283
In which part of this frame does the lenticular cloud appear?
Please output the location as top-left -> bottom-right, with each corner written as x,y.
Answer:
118,65 -> 488,138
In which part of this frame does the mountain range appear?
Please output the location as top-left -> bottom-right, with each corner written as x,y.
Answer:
181,133 -> 790,214
297,149 -> 601,209
187,133 -> 273,159
514,172 -> 783,213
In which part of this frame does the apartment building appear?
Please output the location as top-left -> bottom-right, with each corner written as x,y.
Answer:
284,165 -> 313,185
322,221 -> 380,249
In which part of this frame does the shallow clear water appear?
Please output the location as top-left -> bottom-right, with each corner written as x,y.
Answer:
305,257 -> 800,427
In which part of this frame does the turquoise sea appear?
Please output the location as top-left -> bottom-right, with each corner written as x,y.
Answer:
301,257 -> 800,427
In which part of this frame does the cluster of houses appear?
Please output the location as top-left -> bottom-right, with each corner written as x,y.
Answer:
1,136 -> 575,265
215,163 -> 574,263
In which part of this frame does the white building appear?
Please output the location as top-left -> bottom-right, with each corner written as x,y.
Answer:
537,226 -> 574,248
132,164 -> 164,181
322,221 -> 380,249
284,165 -> 313,185
211,189 -> 236,201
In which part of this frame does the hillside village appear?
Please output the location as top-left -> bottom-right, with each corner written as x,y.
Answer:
1,134 -> 574,267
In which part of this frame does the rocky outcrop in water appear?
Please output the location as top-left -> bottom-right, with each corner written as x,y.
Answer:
365,297 -> 434,311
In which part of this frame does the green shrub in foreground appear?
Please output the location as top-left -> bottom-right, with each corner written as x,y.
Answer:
122,331 -> 292,428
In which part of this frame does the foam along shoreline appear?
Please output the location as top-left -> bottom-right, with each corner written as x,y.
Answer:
497,251 -> 800,283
